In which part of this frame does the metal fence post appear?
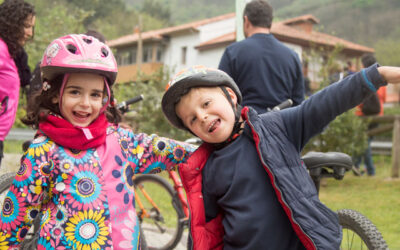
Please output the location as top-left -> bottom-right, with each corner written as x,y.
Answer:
391,116 -> 400,178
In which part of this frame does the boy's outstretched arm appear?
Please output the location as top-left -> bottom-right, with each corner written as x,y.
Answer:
378,66 -> 400,83
280,64 -> 399,151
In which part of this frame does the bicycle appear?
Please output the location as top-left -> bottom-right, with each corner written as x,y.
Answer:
303,151 -> 388,249
0,99 -> 389,249
0,95 -> 145,249
132,99 -> 388,250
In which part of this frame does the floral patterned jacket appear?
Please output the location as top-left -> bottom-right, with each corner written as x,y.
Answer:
0,125 -> 194,249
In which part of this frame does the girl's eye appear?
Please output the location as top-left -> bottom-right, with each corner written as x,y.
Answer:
91,92 -> 102,98
203,101 -> 210,108
190,116 -> 197,124
69,90 -> 80,95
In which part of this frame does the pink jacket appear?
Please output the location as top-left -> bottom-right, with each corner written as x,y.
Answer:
0,125 -> 194,249
0,38 -> 20,140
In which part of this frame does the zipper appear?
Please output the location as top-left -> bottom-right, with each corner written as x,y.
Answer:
245,113 -> 316,250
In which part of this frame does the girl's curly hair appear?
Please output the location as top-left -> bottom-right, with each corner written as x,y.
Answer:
0,0 -> 35,58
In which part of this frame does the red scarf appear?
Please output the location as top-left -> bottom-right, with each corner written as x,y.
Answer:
39,114 -> 108,150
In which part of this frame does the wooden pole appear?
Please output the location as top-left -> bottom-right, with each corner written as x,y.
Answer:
136,15 -> 143,72
391,116 -> 400,178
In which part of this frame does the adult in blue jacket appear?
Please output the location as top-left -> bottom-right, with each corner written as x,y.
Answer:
219,0 -> 304,113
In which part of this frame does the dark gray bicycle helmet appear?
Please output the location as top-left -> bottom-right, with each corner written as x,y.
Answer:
162,65 -> 242,130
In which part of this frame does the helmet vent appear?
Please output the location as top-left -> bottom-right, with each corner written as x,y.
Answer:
83,38 -> 93,44
101,47 -> 109,57
66,44 -> 78,54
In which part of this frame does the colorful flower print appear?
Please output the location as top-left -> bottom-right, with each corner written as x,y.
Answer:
27,136 -> 54,158
140,154 -> 174,174
65,209 -> 110,250
119,210 -> 140,249
0,185 -> 26,232
24,205 -> 40,224
171,145 -> 186,163
54,205 -> 68,226
13,156 -> 36,188
118,135 -> 134,158
35,156 -> 54,178
50,225 -> 64,247
37,236 -> 55,250
112,156 -> 135,205
39,205 -> 57,237
152,137 -> 172,156
0,232 -> 11,249
64,164 -> 106,210
9,224 -> 31,243
57,147 -> 96,166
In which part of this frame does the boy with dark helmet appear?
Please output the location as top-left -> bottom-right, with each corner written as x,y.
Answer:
162,64 -> 400,249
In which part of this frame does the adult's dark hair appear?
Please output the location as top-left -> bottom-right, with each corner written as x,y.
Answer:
0,0 -> 35,58
361,54 -> 377,68
85,30 -> 106,43
22,74 -> 122,129
243,0 -> 273,29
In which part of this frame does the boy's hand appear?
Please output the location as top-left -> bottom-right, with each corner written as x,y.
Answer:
378,66 -> 400,84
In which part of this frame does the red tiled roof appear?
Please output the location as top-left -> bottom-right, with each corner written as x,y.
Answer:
107,13 -> 236,47
280,14 -> 320,25
197,16 -> 373,54
109,12 -> 373,55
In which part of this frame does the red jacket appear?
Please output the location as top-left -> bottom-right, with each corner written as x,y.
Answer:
179,143 -> 224,250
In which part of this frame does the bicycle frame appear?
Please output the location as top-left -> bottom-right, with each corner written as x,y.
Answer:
168,169 -> 189,221
133,169 -> 189,223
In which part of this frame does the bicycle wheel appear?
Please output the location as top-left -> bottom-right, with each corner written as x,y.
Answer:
338,209 -> 388,250
0,172 -> 16,208
134,174 -> 185,250
0,172 -> 39,249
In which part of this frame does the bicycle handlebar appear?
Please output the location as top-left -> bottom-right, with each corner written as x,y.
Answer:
271,99 -> 293,111
117,95 -> 144,113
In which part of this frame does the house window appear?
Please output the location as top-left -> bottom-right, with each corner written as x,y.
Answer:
116,51 -> 130,66
156,46 -> 162,62
143,46 -> 152,63
181,46 -> 187,65
130,49 -> 137,64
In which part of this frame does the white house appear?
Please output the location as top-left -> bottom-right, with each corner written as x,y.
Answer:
108,12 -> 375,92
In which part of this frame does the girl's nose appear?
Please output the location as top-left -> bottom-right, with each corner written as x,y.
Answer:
80,95 -> 90,106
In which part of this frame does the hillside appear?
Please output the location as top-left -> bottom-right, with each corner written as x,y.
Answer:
124,0 -> 400,47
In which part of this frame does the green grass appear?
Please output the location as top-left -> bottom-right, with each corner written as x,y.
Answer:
137,156 -> 400,248
4,140 -> 398,247
3,140 -> 25,154
319,155 -> 400,249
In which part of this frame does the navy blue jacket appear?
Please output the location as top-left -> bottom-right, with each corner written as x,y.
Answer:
218,33 -> 304,113
179,64 -> 386,250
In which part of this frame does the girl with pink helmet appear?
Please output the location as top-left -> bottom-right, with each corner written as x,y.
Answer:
0,34 -> 194,249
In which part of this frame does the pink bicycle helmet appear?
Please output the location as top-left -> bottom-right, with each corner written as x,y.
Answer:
40,34 -> 117,85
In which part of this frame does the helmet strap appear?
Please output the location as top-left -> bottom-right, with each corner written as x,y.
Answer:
212,86 -> 243,149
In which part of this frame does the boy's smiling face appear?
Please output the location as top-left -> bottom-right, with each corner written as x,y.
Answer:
176,86 -> 237,143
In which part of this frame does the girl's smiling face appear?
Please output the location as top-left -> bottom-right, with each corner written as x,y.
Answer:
175,86 -> 237,144
57,73 -> 105,127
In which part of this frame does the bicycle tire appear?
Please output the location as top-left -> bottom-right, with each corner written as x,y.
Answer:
0,172 -> 39,249
338,209 -> 388,250
0,172 -> 16,208
134,174 -> 185,250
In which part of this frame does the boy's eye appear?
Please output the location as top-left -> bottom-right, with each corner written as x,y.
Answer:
203,100 -> 210,107
190,116 -> 197,124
